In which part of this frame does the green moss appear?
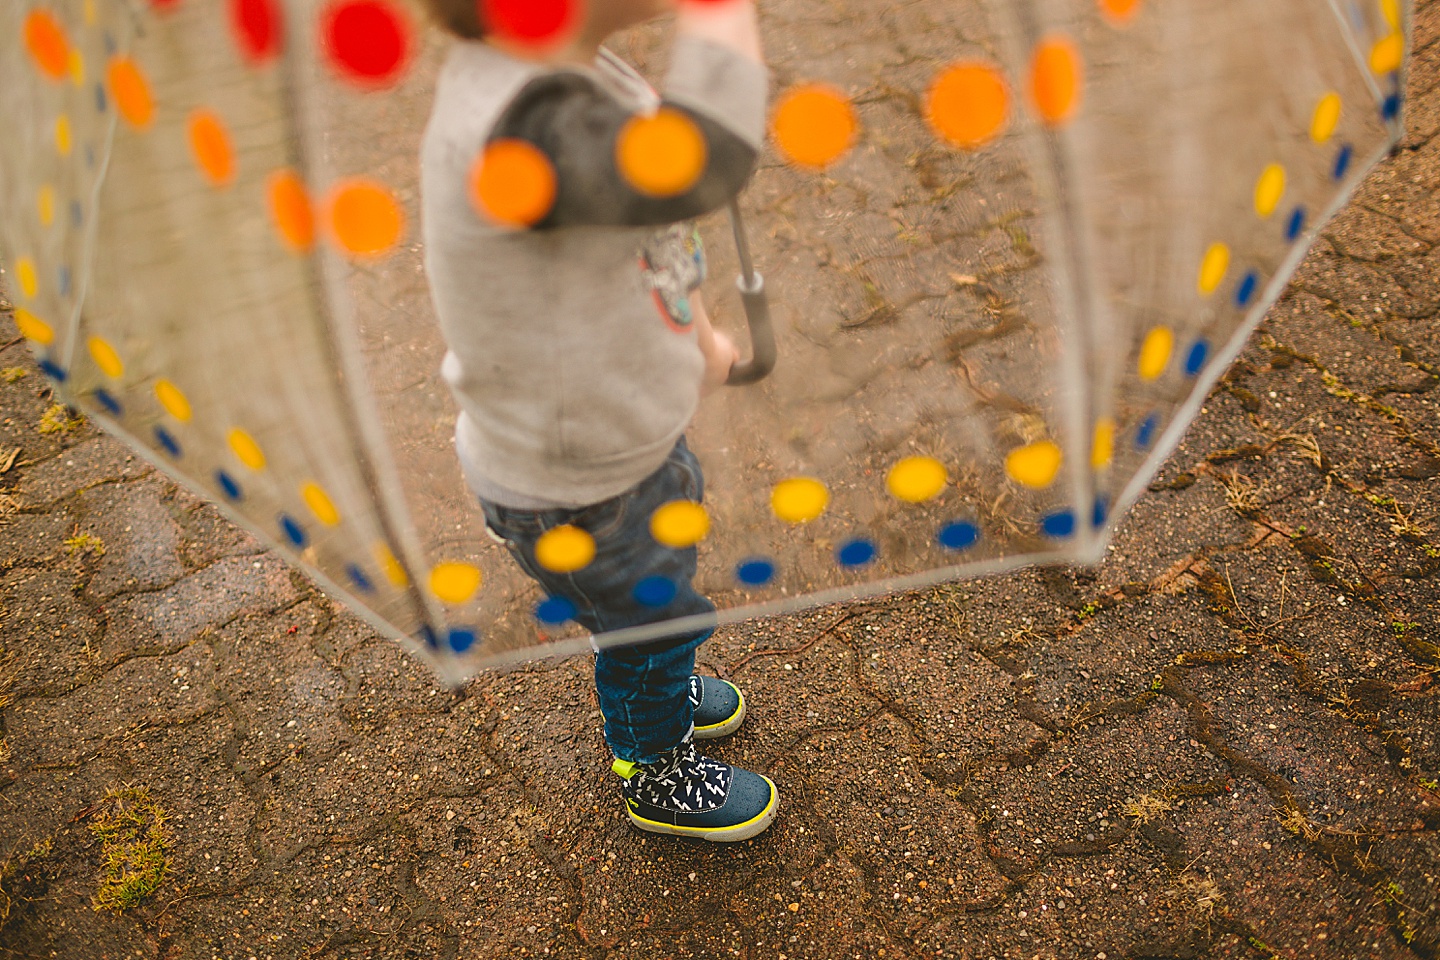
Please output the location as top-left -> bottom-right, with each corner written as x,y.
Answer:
37,404 -> 82,435
90,786 -> 172,913
1,367 -> 27,383
65,532 -> 106,557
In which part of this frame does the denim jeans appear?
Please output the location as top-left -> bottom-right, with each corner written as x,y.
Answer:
479,439 -> 716,766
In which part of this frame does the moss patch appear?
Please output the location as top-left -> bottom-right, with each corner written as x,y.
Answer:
90,786 -> 172,913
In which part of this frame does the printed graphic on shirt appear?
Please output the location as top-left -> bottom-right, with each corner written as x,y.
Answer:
639,223 -> 707,333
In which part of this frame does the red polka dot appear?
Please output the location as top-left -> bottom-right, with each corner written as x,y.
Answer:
230,0 -> 282,63
321,0 -> 410,87
481,0 -> 579,48
150,0 -> 182,10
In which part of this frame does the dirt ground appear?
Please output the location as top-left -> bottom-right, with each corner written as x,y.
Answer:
3,4 -> 1440,959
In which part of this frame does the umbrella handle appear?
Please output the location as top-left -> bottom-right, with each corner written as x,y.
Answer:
724,200 -> 776,386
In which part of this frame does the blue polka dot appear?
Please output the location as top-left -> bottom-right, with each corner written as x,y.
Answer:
1041,510 -> 1076,539
837,539 -> 876,567
736,559 -> 775,586
1184,340 -> 1209,377
154,426 -> 181,457
1333,144 -> 1353,181
94,83 -> 107,113
279,513 -> 307,548
536,596 -> 577,625
103,32 -> 116,54
1382,94 -> 1401,121
938,521 -> 979,551
633,576 -> 677,607
347,564 -> 374,593
1235,271 -> 1259,308
216,469 -> 242,501
1091,495 -> 1110,529
1136,414 -> 1159,451
419,626 -> 440,650
38,358 -> 67,381
70,201 -> 83,226
1286,208 -> 1306,242
57,265 -> 71,296
84,146 -> 95,169
447,627 -> 477,654
94,388 -> 122,416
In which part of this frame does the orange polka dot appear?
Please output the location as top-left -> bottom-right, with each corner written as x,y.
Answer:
325,179 -> 403,257
108,56 -> 155,128
1030,37 -> 1082,126
188,110 -> 236,187
616,109 -> 707,197
470,139 -> 556,228
771,84 -> 857,169
267,170 -> 315,252
24,10 -> 70,82
926,63 -> 1009,150
1098,0 -> 1142,24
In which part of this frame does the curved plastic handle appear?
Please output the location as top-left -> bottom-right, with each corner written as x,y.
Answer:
723,199 -> 776,386
725,270 -> 776,386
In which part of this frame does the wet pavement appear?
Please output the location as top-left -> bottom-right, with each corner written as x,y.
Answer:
2,4 -> 1439,959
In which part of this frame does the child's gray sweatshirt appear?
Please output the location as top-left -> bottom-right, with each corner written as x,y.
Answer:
420,35 -> 768,509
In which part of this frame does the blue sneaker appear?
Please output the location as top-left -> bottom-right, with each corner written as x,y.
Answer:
690,675 -> 746,740
611,736 -> 779,842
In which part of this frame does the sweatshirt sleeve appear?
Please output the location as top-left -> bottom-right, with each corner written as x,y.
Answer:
488,36 -> 768,229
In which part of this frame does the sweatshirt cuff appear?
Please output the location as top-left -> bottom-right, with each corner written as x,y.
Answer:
663,35 -> 769,151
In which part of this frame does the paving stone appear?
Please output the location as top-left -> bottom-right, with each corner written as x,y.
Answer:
99,554 -> 298,661
11,436 -> 150,505
0,566 -> 102,697
74,480 -> 186,599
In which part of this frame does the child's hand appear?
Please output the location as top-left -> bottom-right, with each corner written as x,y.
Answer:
692,292 -> 738,395
701,328 -> 740,395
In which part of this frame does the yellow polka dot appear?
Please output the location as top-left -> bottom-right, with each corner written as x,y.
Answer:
15,258 -> 39,300
108,56 -> 155,128
38,185 -> 56,226
1198,242 -> 1230,296
228,429 -> 267,470
429,562 -> 482,604
154,379 -> 192,422
926,63 -> 1009,150
1380,0 -> 1400,30
1311,92 -> 1342,143
1138,327 -> 1174,381
616,109 -> 707,198
1091,418 -> 1115,469
325,179 -> 404,258
1254,164 -> 1286,219
376,543 -> 409,586
771,477 -> 830,524
771,84 -> 858,169
14,308 -> 54,345
84,0 -> 97,25
88,337 -> 124,378
1005,440 -> 1062,489
650,501 -> 710,548
535,525 -> 596,573
886,456 -> 948,502
1370,33 -> 1404,75
302,482 -> 340,526
68,49 -> 84,86
55,115 -> 73,155
1029,37 -> 1082,126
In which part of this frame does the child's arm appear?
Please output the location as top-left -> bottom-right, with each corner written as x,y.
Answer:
692,291 -> 740,395
486,1 -> 766,229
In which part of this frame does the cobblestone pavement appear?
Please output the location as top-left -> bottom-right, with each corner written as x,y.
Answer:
3,8 -> 1439,960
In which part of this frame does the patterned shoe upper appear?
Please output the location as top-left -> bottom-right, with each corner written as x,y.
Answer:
623,737 -> 733,815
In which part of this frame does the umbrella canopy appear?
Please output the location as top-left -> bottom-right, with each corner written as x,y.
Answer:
0,0 -> 1410,683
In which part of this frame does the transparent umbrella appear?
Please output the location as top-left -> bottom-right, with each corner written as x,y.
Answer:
0,0 -> 1411,683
